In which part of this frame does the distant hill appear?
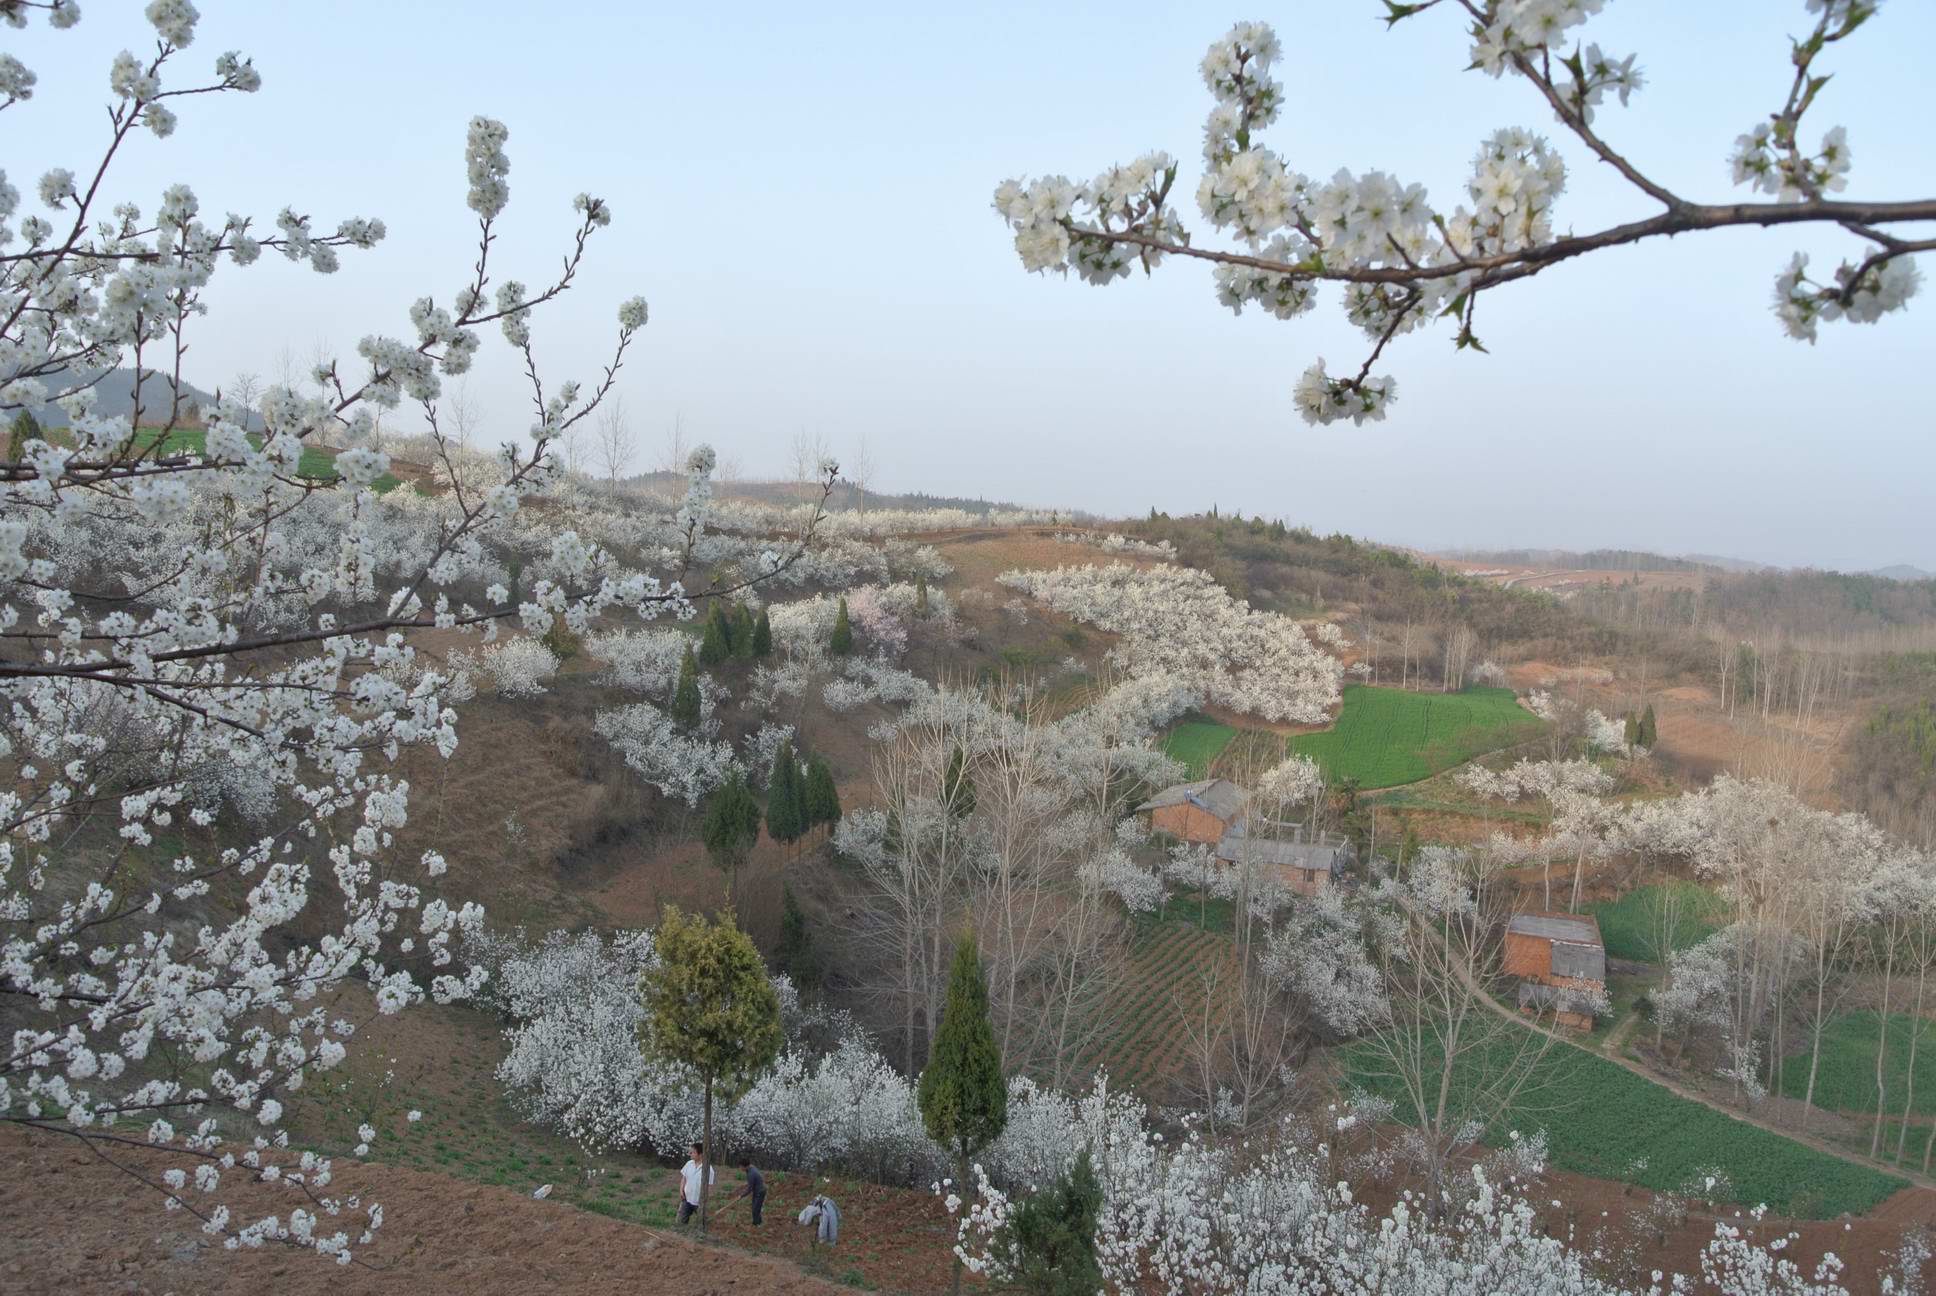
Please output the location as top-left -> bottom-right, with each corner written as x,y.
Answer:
626,472 -> 1075,519
25,367 -> 258,429
1448,547 -> 1716,574
1682,553 -> 1778,574
1870,564 -> 1936,582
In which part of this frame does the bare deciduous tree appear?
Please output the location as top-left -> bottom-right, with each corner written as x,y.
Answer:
848,431 -> 876,513
789,429 -> 831,500
596,393 -> 636,498
224,371 -> 263,428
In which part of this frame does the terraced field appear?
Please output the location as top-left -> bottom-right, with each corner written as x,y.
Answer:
1076,921 -> 1233,1092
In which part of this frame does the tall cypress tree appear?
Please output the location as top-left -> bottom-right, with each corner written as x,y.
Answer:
805,754 -> 840,832
732,604 -> 757,660
699,604 -> 731,665
671,645 -> 702,729
1624,711 -> 1642,749
777,884 -> 821,991
919,932 -> 1008,1296
752,608 -> 773,657
829,596 -> 854,656
915,576 -> 930,619
766,739 -> 803,849
1639,703 -> 1658,749
701,769 -> 762,909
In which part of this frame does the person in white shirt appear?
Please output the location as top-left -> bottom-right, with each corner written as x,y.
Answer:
677,1141 -> 714,1226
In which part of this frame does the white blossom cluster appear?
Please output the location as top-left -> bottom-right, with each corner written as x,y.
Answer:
0,4 -> 773,1262
1052,531 -> 1177,560
992,5 -> 1922,423
998,562 -> 1343,723
592,703 -> 738,806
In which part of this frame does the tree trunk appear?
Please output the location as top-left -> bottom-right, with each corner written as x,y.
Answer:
951,1150 -> 969,1296
1801,976 -> 1829,1132
1897,964 -> 1927,1164
700,1080 -> 715,1232
1872,950 -> 1895,1159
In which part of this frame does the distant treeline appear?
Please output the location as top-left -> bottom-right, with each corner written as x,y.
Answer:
629,472 -> 1063,519
1576,567 -> 1936,640
1129,511 -> 1654,680
1450,547 -> 1713,574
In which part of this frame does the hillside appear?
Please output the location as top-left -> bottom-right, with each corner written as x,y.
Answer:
24,366 -> 253,428
13,483 -> 1936,1293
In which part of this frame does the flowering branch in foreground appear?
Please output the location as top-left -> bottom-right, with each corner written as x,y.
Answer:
994,2 -> 1928,425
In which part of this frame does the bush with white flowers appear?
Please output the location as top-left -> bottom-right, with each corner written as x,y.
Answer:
476,635 -> 561,697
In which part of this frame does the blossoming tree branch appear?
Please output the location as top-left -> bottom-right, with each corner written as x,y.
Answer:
0,0 -> 831,1264
992,0 -> 1930,425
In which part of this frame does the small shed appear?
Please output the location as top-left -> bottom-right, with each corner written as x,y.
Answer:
1503,912 -> 1606,1030
1138,778 -> 1249,845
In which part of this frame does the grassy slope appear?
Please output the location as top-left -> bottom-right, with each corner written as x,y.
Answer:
1292,685 -> 1544,789
1587,882 -> 1728,963
1345,1023 -> 1906,1218
1775,1011 -> 1936,1118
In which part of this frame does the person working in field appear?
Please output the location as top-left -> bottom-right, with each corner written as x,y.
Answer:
728,1157 -> 766,1224
676,1140 -> 713,1226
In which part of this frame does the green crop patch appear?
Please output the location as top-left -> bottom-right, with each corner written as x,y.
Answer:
1345,1021 -> 1904,1217
1161,720 -> 1238,778
1292,685 -> 1543,789
1775,1011 -> 1936,1117
1588,882 -> 1728,963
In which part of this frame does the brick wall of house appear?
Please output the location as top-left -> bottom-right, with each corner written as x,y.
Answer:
1148,803 -> 1229,845
1502,931 -> 1552,979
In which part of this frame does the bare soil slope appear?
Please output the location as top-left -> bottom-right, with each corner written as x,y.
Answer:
0,1123 -> 847,1296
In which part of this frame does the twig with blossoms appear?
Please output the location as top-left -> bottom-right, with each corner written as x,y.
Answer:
0,0 -> 829,1269
994,3 -> 1932,424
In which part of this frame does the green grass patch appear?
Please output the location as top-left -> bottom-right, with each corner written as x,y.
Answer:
1587,882 -> 1728,963
1142,887 -> 1236,935
1161,719 -> 1238,778
1774,1011 -> 1936,1117
1292,685 -> 1543,789
140,426 -> 402,492
1344,1020 -> 1904,1217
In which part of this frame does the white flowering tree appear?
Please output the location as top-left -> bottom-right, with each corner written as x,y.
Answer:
0,1 -> 829,1263
994,3 -> 1928,424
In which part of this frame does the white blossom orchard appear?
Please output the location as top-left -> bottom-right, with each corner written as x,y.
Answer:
0,0 -> 827,1264
994,3 -> 1929,424
998,562 -> 1343,723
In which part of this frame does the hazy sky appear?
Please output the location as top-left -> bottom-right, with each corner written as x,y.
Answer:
14,3 -> 1934,570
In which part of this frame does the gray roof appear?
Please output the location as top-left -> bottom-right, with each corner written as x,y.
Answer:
1214,832 -> 1344,872
1137,778 -> 1248,822
1507,913 -> 1603,947
1552,941 -> 1607,982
